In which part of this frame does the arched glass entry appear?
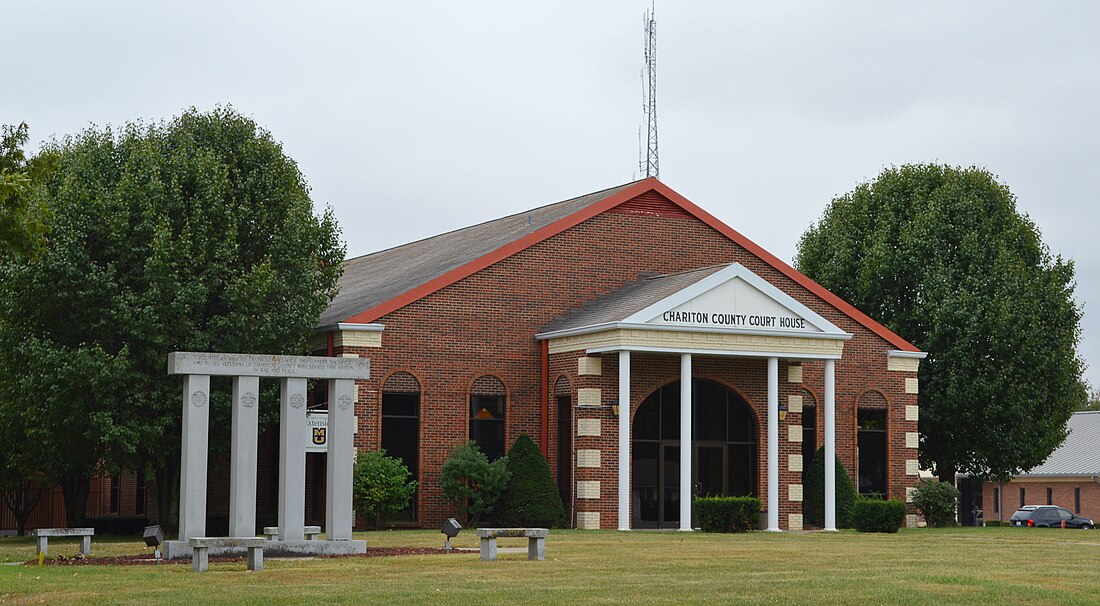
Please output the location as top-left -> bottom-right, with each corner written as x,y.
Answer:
632,379 -> 757,529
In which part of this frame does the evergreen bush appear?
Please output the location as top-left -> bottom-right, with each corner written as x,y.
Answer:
850,497 -> 907,533
694,496 -> 761,532
911,480 -> 960,527
352,449 -> 417,528
803,446 -> 857,529
440,441 -> 510,526
496,434 -> 567,527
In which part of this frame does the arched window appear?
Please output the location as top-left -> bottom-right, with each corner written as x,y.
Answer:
632,379 -> 756,529
470,375 -> 506,461
382,371 -> 421,520
801,388 -> 818,486
857,390 -> 888,497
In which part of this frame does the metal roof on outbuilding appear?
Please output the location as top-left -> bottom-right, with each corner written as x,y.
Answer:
1017,411 -> 1100,477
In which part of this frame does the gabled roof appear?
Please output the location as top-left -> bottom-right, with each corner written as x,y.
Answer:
319,181 -> 639,327
323,178 -> 920,353
538,262 -> 849,341
1017,411 -> 1100,477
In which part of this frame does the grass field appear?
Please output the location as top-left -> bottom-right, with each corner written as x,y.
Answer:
1,527 -> 1098,605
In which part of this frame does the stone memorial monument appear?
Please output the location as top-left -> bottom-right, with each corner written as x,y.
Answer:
162,352 -> 370,559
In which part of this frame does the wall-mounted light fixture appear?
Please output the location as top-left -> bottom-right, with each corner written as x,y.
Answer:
778,401 -> 789,422
611,403 -> 620,416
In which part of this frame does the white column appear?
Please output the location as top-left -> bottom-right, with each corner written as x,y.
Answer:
278,377 -> 308,541
326,378 -> 356,540
618,350 -> 631,531
178,374 -> 210,541
767,357 -> 780,532
824,359 -> 837,532
679,354 -> 693,531
229,375 -> 260,537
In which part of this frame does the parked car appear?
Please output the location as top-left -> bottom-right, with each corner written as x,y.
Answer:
1009,505 -> 1094,529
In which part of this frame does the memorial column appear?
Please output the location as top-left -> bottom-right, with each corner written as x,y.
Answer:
229,375 -> 260,537
178,374 -> 210,541
326,378 -> 356,540
278,377 -> 308,541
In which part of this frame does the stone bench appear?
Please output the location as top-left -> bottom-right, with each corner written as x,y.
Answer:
476,528 -> 549,561
31,528 -> 94,557
262,526 -> 321,541
190,537 -> 266,572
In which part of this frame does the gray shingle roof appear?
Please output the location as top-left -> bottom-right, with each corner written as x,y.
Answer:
539,265 -> 730,334
319,181 -> 642,327
1018,411 -> 1100,477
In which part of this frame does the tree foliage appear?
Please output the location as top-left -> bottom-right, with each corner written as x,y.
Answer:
440,441 -> 510,526
352,449 -> 417,529
796,164 -> 1086,482
0,107 -> 345,529
0,123 -> 50,261
1080,387 -> 1100,412
496,434 -> 566,528
910,480 -> 960,528
803,446 -> 857,529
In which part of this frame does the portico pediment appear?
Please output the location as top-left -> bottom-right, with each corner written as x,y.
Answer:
624,263 -> 846,338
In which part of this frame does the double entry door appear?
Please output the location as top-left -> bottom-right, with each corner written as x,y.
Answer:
635,442 -> 733,529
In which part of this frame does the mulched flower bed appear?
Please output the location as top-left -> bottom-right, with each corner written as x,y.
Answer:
24,547 -> 456,566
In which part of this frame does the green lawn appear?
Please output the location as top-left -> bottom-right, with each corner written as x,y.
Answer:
1,527 -> 1097,605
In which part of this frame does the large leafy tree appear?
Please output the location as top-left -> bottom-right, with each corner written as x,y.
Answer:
0,122 -> 50,260
796,164 -> 1085,482
0,107 -> 344,530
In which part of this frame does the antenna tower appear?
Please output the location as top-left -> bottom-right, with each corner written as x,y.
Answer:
640,2 -> 659,179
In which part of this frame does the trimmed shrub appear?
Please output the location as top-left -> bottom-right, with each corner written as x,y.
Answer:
911,480 -> 960,527
440,441 -> 510,526
985,520 -> 1005,527
496,434 -> 567,528
695,496 -> 762,532
803,446 -> 857,529
851,497 -> 907,533
352,448 -> 417,528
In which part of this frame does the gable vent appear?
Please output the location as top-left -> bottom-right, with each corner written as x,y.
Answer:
610,191 -> 689,218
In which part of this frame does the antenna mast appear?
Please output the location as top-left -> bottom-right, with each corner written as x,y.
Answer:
640,2 -> 659,179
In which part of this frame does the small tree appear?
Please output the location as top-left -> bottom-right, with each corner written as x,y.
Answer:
496,434 -> 566,528
911,480 -> 960,527
440,441 -> 509,526
351,449 -> 417,529
803,446 -> 857,529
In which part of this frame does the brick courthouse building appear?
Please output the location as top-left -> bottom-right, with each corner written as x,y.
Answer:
312,178 -> 926,531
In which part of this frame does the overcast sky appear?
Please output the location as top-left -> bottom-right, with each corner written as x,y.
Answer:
8,1 -> 1100,390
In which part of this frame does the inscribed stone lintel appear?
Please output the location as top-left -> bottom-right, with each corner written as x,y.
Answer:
168,351 -> 370,380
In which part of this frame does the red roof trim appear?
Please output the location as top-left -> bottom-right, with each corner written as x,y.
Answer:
345,178 -> 920,352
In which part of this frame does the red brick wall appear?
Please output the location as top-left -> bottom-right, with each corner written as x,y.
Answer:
983,481 -> 1100,523
333,194 -> 919,529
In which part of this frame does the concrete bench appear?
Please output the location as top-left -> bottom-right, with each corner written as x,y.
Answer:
31,528 -> 94,557
189,537 -> 266,572
476,528 -> 549,561
262,525 -> 321,541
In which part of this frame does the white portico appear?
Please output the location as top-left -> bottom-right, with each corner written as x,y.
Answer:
539,263 -> 850,532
